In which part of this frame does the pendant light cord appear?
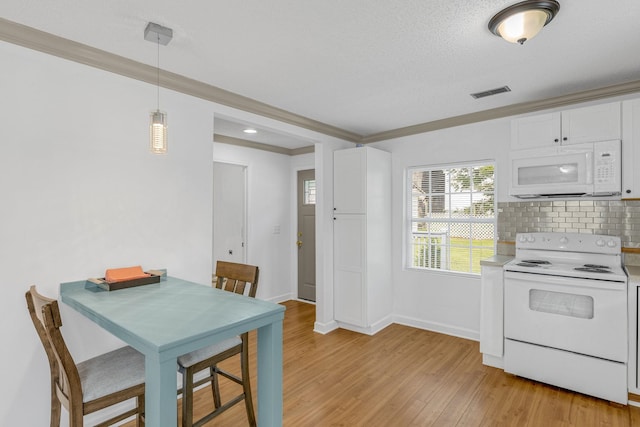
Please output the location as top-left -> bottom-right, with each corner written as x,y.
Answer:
156,34 -> 160,111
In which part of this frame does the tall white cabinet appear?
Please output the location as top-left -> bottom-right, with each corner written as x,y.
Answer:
333,146 -> 392,335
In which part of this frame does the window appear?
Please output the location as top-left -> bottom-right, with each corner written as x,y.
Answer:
303,179 -> 316,205
407,163 -> 495,274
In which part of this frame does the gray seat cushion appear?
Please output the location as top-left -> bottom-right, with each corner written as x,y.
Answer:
177,336 -> 242,369
77,346 -> 145,403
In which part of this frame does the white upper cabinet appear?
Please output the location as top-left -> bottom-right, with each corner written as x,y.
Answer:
511,112 -> 561,150
562,102 -> 622,144
333,147 -> 367,214
511,101 -> 621,150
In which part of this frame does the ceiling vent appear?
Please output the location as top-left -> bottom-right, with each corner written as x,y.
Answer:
470,86 -> 511,99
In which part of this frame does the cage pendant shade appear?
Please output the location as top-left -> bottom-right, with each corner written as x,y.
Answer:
489,0 -> 560,45
150,110 -> 167,154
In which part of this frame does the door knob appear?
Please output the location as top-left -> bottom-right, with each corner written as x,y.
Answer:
296,240 -> 303,248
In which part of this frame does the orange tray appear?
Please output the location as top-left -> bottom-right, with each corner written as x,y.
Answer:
87,271 -> 162,291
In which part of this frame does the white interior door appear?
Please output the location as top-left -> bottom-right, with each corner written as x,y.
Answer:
213,162 -> 246,269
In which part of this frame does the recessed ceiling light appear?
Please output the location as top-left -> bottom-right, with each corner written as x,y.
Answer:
243,128 -> 257,134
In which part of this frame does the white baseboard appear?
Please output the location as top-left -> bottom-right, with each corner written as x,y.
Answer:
314,319 -> 338,334
393,315 -> 480,342
264,293 -> 293,304
482,354 -> 504,369
335,315 -> 394,336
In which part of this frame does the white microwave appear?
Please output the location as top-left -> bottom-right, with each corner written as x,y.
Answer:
509,140 -> 621,198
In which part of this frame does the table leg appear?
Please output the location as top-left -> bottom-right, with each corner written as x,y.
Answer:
257,319 -> 284,426
145,354 -> 178,426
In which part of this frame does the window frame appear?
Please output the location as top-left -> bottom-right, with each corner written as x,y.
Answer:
405,160 -> 497,276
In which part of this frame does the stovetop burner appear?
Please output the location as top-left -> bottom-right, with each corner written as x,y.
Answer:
516,262 -> 542,267
575,266 -> 612,273
583,264 -> 610,269
507,256 -> 626,281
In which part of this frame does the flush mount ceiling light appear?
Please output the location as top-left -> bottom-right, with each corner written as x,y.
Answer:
488,0 -> 560,45
145,22 -> 172,154
243,128 -> 258,134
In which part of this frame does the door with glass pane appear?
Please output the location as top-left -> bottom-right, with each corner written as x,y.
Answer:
297,169 -> 316,301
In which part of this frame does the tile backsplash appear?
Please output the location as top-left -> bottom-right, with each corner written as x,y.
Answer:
497,200 -> 640,249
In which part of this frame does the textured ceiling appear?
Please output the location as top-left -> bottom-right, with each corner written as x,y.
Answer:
2,1 -> 640,146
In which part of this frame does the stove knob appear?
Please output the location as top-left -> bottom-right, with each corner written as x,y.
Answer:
559,236 -> 568,244
519,235 -> 528,243
607,240 -> 617,248
527,236 -> 535,243
596,239 -> 605,247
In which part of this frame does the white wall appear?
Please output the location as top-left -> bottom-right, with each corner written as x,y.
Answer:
0,35 -> 350,424
373,118 -> 511,340
290,151 -> 316,298
313,140 -> 353,332
0,39 -> 333,425
372,94 -> 637,340
212,144 -> 316,302
211,138 -> 350,331
0,40 -> 215,425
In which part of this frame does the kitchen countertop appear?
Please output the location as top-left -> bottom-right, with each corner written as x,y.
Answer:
480,255 -> 513,267
626,265 -> 640,283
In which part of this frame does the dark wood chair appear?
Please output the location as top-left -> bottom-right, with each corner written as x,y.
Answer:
25,285 -> 146,427
178,261 -> 260,427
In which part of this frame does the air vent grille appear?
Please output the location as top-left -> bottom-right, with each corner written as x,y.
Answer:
470,86 -> 511,99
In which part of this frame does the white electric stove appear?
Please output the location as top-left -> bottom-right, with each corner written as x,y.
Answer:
503,232 -> 628,404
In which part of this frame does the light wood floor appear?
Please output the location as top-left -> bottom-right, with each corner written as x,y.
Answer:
125,300 -> 640,426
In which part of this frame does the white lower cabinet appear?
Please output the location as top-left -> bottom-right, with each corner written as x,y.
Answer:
334,215 -> 366,326
480,264 -> 504,368
629,276 -> 640,401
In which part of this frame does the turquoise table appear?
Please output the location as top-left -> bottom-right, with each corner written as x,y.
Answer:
60,276 -> 285,426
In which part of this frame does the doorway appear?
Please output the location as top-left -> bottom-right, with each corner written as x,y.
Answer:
297,169 -> 316,301
213,162 -> 247,269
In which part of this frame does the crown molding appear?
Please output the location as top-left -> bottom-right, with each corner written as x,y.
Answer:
214,134 -> 314,156
360,79 -> 640,143
290,145 -> 315,156
0,17 -> 360,143
2,17 -> 640,146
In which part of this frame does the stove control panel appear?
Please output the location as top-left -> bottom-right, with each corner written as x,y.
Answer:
515,232 -> 621,254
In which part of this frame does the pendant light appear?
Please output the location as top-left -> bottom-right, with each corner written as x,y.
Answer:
488,1 -> 560,45
144,22 -> 172,154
